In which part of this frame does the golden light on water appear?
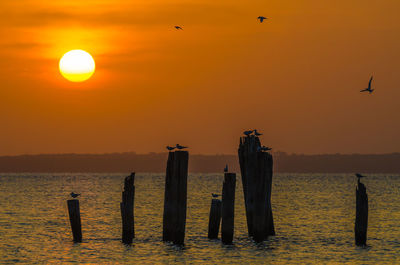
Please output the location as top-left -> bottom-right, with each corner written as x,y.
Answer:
59,50 -> 95,82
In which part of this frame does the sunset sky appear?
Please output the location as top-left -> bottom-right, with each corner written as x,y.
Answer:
0,0 -> 399,156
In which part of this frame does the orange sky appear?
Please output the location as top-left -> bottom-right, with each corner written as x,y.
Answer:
0,0 -> 399,156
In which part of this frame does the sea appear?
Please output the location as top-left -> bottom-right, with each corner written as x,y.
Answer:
0,173 -> 399,264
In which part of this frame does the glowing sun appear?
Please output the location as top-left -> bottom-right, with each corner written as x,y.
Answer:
59,50 -> 95,82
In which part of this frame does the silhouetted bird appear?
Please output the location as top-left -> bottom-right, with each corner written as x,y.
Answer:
70,192 -> 80,199
175,26 -> 183,30
244,130 -> 254,136
258,146 -> 272,152
258,16 -> 267,23
224,164 -> 228,173
360,76 -> 374,94
166,146 -> 176,151
355,173 -> 367,179
212,193 -> 221,198
254,129 -> 262,136
176,144 -> 188,149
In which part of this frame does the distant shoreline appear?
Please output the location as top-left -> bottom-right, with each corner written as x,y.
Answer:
0,152 -> 399,173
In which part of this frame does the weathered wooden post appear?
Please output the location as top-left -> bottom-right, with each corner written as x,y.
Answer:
238,135 -> 275,242
67,199 -> 82,242
162,150 -> 189,245
221,173 -> 236,244
355,179 -> 368,246
208,198 -> 222,239
120,172 -> 135,244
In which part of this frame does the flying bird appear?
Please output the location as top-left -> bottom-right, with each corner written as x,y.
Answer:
254,129 -> 262,136
360,76 -> 374,94
258,16 -> 267,23
175,26 -> 183,30
70,192 -> 80,199
166,146 -> 176,151
176,144 -> 188,150
212,193 -> 221,198
244,130 -> 254,136
224,164 -> 228,173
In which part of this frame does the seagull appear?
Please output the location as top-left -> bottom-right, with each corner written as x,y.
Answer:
212,193 -> 221,198
70,192 -> 80,199
176,144 -> 188,150
224,164 -> 228,173
257,16 -> 267,23
258,146 -> 272,152
360,76 -> 374,94
244,130 -> 254,136
355,173 -> 367,179
166,146 -> 176,151
254,129 -> 262,136
175,26 -> 183,30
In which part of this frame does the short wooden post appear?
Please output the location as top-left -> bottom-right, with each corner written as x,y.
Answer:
355,179 -> 368,246
208,199 -> 222,239
221,173 -> 236,244
163,151 -> 189,245
120,172 -> 135,244
67,199 -> 82,243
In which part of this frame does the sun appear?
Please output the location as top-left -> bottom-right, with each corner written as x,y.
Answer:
59,50 -> 95,82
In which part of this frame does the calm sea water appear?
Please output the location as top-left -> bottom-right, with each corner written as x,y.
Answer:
0,173 -> 399,264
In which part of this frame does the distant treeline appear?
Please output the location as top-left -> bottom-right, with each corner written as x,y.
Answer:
0,152 -> 399,173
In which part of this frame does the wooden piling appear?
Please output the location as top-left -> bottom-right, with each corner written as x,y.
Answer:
162,151 -> 189,245
67,199 -> 82,243
221,173 -> 236,245
238,135 -> 275,242
120,172 -> 135,244
355,179 -> 368,246
208,199 -> 222,239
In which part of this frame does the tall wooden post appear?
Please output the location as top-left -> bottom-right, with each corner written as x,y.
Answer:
67,199 -> 82,243
208,198 -> 222,239
221,173 -> 236,245
120,172 -> 135,244
238,135 -> 275,242
355,179 -> 368,246
162,151 -> 189,245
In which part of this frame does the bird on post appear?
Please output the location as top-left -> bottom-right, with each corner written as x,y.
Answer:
166,146 -> 176,151
355,173 -> 367,183
70,192 -> 80,199
175,26 -> 183,30
360,76 -> 374,94
224,164 -> 228,173
244,130 -> 254,136
257,16 -> 267,23
212,193 -> 221,198
258,146 -> 272,152
176,144 -> 188,150
254,129 -> 262,136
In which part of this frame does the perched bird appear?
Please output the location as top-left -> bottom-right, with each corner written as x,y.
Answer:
176,144 -> 188,150
166,146 -> 176,151
355,173 -> 367,179
175,26 -> 183,30
244,130 -> 254,136
224,164 -> 228,173
257,16 -> 267,23
254,129 -> 262,136
258,146 -> 272,152
70,192 -> 80,199
212,193 -> 221,198
360,76 -> 374,94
